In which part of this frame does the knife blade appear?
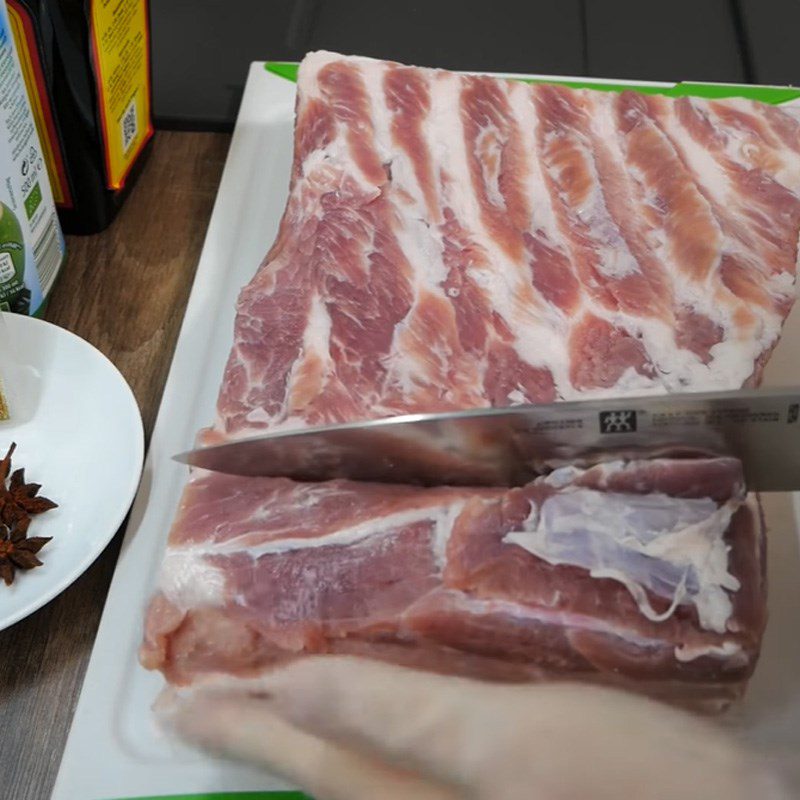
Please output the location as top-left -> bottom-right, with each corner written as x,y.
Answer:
174,387 -> 800,491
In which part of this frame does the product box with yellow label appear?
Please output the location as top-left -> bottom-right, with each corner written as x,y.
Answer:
7,0 -> 153,234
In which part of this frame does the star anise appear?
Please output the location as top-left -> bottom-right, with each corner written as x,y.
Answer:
0,443 -> 58,585
7,467 -> 58,513
0,521 -> 51,585
0,443 -> 57,526
0,441 -> 15,482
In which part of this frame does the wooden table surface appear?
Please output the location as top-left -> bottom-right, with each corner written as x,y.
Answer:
0,130 -> 231,800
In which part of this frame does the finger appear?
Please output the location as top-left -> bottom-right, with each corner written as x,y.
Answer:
168,689 -> 459,800
244,656 -> 502,788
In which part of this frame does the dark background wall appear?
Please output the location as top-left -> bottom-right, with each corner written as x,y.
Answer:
150,0 -> 800,131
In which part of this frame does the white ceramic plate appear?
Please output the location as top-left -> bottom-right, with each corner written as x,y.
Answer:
0,312 -> 144,631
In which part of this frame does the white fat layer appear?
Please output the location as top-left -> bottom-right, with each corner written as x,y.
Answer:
600,92 -> 791,394
771,269 -> 798,297
385,68 -> 572,400
595,96 -> 673,270
242,406 -> 272,425
164,501 -> 468,565
674,640 -> 745,664
775,162 -> 800,196
280,290 -> 334,414
588,95 -> 701,390
507,83 -> 561,240
709,97 -> 800,196
362,66 -> 457,398
546,138 -> 641,282
450,594 -> 666,643
376,56 -> 787,403
304,289 -> 334,359
642,104 -> 724,282
477,127 -> 504,207
358,59 -> 392,164
430,72 -> 568,380
636,100 -> 788,385
543,464 -> 585,487
431,501 -> 469,566
660,98 -> 789,290
159,551 -> 227,609
657,100 -> 733,208
297,51 -> 343,101
429,72 -> 479,221
503,488 -> 741,633
520,89 -> 669,397
433,76 -> 530,298
505,83 -> 575,395
436,594 -> 745,666
302,59 -> 381,193
385,222 -> 452,394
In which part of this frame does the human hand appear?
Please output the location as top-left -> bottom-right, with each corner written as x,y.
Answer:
167,656 -> 786,800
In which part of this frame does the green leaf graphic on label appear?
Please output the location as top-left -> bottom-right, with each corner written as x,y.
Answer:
0,202 -> 25,306
24,182 -> 41,220
262,61 -> 800,105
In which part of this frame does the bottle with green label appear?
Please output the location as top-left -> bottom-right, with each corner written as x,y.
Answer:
0,0 -> 65,316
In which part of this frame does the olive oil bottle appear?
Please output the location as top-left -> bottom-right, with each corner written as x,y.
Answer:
0,0 -> 64,315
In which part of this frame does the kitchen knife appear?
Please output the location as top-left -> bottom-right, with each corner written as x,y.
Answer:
174,386 -> 800,491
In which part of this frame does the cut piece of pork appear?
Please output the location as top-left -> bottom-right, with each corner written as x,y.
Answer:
209,52 -> 799,444
141,458 -> 766,710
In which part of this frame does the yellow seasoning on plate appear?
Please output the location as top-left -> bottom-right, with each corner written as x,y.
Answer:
0,313 -> 10,419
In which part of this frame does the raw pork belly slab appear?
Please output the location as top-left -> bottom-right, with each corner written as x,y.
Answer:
141,458 -> 765,709
210,51 -> 800,442
142,52 -> 800,707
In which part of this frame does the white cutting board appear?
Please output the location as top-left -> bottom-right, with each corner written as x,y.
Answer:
51,64 -> 800,800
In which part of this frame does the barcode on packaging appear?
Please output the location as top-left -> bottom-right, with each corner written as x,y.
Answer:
33,212 -> 63,295
121,97 -> 138,153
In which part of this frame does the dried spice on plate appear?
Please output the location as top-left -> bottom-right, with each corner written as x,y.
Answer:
0,521 -> 50,586
0,442 -> 57,585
